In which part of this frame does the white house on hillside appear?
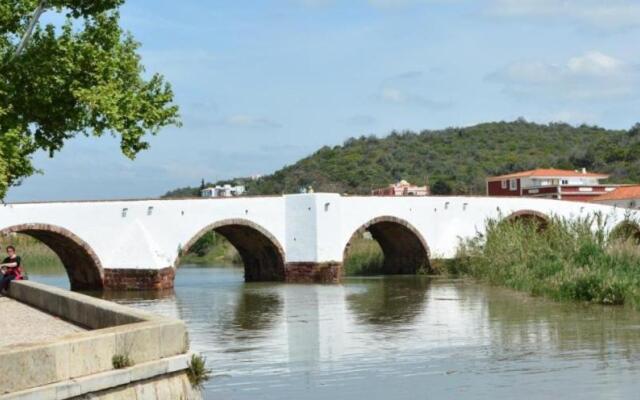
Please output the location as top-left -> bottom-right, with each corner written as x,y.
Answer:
201,184 -> 246,198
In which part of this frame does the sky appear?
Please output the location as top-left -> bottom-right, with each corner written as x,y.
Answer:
6,0 -> 640,202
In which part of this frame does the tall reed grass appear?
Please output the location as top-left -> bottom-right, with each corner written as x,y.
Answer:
343,237 -> 384,276
453,214 -> 640,308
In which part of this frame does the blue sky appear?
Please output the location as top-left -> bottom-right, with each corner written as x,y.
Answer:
7,0 -> 640,201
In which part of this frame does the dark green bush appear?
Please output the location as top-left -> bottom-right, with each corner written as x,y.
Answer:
187,353 -> 212,391
112,354 -> 133,369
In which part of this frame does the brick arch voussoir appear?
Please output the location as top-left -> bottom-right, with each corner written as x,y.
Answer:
176,218 -> 286,281
610,220 -> 640,242
342,216 -> 431,274
505,210 -> 550,222
0,223 -> 105,289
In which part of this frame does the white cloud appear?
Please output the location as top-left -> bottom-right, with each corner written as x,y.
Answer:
567,51 -> 623,76
488,51 -> 639,100
376,70 -> 452,109
488,0 -> 640,30
217,115 -> 282,129
548,110 -> 599,125
378,87 -> 451,108
344,114 -> 377,126
381,87 -> 406,103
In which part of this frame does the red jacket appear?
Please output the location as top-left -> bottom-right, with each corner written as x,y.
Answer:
7,266 -> 23,280
4,257 -> 23,280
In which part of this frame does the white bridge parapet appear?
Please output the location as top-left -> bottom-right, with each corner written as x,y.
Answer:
0,193 -> 632,290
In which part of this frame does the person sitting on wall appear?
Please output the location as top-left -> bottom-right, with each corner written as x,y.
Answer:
0,246 -> 23,293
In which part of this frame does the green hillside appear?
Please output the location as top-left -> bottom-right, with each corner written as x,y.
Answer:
164,120 -> 640,198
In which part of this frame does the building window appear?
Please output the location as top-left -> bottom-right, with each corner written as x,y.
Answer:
501,180 -> 507,189
561,179 -> 569,185
509,179 -> 517,191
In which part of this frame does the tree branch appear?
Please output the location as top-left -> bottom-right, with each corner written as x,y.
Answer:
13,0 -> 48,59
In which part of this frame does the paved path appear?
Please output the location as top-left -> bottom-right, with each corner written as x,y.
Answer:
0,296 -> 86,348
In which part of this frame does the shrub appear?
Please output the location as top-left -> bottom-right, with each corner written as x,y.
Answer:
343,237 -> 384,276
112,354 -> 133,369
455,214 -> 640,309
187,353 -> 212,391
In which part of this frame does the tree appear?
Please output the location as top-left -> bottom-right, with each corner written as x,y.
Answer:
0,0 -> 180,198
431,180 -> 452,195
189,231 -> 217,257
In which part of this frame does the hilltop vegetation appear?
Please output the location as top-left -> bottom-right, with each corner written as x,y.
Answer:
164,120 -> 640,198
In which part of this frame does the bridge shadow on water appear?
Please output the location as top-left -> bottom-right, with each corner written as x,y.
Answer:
228,285 -> 284,333
345,276 -> 432,326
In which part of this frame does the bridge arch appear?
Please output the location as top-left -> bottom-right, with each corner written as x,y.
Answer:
0,223 -> 104,290
343,216 -> 431,275
610,220 -> 640,243
177,219 -> 285,281
505,210 -> 550,228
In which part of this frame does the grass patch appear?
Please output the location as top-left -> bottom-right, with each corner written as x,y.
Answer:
343,236 -> 384,276
187,353 -> 212,390
179,232 -> 242,266
112,354 -> 133,369
453,214 -> 640,309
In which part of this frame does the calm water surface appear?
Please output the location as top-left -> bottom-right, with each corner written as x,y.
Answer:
32,266 -> 640,399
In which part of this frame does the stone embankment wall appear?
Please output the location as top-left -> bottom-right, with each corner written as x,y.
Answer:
71,371 -> 197,400
0,281 -> 201,400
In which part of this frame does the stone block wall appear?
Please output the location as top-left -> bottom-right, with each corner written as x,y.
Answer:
285,262 -> 342,283
70,371 -> 202,400
103,267 -> 176,290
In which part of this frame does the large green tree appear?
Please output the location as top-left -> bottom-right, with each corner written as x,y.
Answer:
0,0 -> 180,198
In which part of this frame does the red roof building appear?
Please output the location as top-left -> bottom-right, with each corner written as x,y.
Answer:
590,185 -> 640,209
486,168 -> 616,202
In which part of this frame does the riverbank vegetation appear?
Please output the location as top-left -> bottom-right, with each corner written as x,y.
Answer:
164,120 -> 640,198
343,237 -> 384,276
1,234 -> 64,274
451,215 -> 640,308
178,232 -> 242,266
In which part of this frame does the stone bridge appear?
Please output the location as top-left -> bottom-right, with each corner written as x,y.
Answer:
0,194 -> 633,290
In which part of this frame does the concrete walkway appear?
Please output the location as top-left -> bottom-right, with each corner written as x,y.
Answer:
0,295 -> 85,348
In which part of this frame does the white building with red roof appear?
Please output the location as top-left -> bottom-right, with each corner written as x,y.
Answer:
486,168 -> 616,202
590,185 -> 640,209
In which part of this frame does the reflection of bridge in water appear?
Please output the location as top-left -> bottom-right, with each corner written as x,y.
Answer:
0,194 -> 633,290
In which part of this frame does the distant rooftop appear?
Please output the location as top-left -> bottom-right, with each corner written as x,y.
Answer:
591,185 -> 640,202
487,168 -> 609,181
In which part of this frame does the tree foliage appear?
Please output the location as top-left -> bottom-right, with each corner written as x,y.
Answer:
165,120 -> 640,198
0,0 -> 179,198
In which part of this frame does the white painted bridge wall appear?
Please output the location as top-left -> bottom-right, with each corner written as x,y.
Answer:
0,193 -> 633,271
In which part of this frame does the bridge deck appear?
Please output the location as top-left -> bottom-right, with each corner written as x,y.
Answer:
0,296 -> 85,348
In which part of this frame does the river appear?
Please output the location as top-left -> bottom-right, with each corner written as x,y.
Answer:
31,266 -> 640,399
